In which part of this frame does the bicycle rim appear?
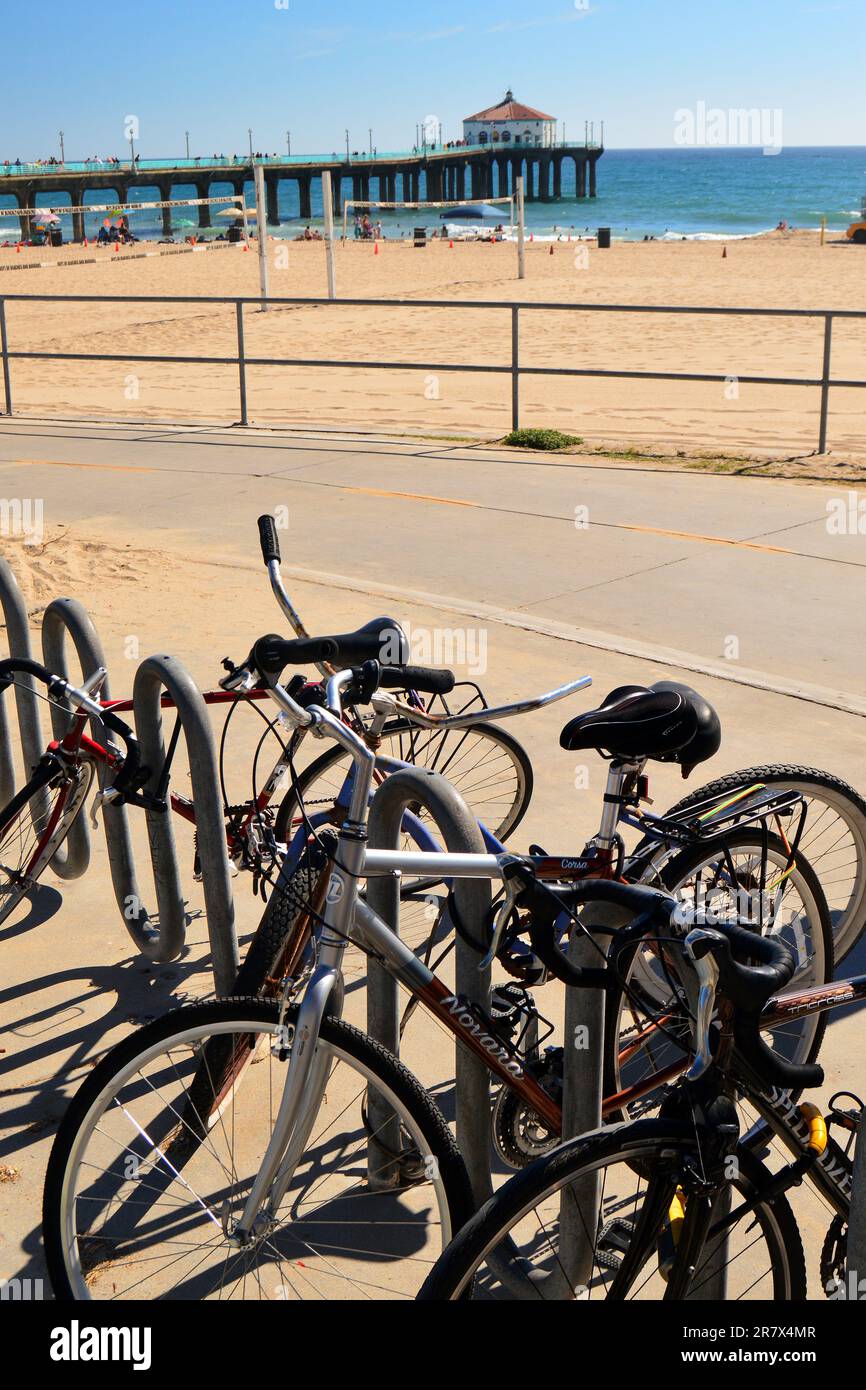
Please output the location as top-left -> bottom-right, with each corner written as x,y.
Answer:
423,1131 -> 803,1301
48,1007 -> 457,1301
0,760 -> 93,926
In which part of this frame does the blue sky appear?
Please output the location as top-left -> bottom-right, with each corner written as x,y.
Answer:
4,0 -> 863,158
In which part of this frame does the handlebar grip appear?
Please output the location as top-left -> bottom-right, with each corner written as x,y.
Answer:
379,665 -> 456,696
258,515 -> 282,566
0,656 -> 60,691
253,634 -> 339,676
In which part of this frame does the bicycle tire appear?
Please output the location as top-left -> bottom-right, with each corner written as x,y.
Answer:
418,1123 -> 807,1301
275,718 -> 534,846
652,765 -> 866,962
606,829 -> 833,1125
44,997 -> 476,1302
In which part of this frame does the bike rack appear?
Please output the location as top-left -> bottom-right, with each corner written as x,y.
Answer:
0,559 -> 238,992
0,556 -> 46,808
365,766 -> 493,1203
847,1105 -> 866,1299
132,655 -> 238,991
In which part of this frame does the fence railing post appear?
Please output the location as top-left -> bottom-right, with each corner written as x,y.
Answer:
511,305 -> 520,433
0,298 -> 12,417
236,301 -> 248,426
818,312 -> 833,454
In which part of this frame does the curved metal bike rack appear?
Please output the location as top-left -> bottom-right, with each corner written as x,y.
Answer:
848,1106 -> 866,1299
366,766 -> 493,1204
0,556 -> 45,806
132,655 -> 238,988
0,558 -> 238,991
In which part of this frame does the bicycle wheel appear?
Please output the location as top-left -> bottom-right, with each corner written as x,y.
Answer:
275,718 -> 533,846
658,766 -> 866,962
0,757 -> 94,927
606,830 -> 833,1124
419,1124 -> 806,1301
44,998 -> 474,1302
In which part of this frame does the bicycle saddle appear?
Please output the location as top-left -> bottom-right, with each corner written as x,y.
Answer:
560,681 -> 720,774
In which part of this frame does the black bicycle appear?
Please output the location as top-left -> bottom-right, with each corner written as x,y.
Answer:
419,883 -> 863,1301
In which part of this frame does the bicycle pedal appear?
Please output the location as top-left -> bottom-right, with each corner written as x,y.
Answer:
596,1215 -> 635,1269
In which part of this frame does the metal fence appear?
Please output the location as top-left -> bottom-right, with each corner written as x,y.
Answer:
0,292 -> 864,453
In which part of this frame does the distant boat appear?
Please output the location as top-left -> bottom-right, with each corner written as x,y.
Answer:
440,203 -> 503,220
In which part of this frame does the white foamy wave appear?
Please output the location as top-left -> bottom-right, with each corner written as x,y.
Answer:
659,229 -> 772,242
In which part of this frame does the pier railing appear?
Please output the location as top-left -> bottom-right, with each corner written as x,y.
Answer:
0,142 -> 603,179
0,292 -> 863,454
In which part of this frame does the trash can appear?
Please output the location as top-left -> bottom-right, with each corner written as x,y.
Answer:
49,227 -> 63,247
597,227 -> 611,249
414,226 -> 427,248
227,224 -> 242,244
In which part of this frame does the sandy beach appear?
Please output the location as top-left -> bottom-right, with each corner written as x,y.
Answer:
1,229 -> 864,457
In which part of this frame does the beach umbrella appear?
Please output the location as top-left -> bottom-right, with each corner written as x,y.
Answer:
34,210 -> 61,224
440,204 -> 502,220
218,206 -> 255,218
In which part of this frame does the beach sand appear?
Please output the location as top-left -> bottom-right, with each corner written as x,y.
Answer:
1,229 -> 864,456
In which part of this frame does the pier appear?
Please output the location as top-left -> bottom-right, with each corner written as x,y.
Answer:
0,143 -> 603,241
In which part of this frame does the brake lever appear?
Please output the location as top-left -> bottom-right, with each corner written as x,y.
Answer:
479,879 -> 521,971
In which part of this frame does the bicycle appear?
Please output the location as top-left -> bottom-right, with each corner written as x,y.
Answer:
231,660 -> 834,1137
42,652 -> 834,1301
418,907 -> 866,1301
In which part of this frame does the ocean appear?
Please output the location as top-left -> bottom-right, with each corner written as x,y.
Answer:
2,146 -> 864,244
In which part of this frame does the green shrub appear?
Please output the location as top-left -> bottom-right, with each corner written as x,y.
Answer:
503,428 -> 584,451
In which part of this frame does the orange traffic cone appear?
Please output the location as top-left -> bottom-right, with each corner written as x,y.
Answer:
549,245 -> 554,255
722,246 -> 727,259
84,237 -> 88,247
114,241 -> 119,253
449,239 -> 454,248
374,241 -> 379,255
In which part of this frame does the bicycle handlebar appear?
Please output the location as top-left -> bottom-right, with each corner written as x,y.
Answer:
689,923 -> 825,1095
0,656 -> 143,795
258,514 -> 281,566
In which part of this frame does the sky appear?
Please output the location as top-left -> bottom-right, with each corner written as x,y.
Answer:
3,0 -> 864,159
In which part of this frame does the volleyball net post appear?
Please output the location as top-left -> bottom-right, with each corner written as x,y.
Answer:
321,171 -> 337,300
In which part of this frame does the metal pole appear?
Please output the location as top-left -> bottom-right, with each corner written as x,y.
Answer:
511,306 -> 520,432
287,131 -> 291,156
322,170 -> 337,300
0,299 -> 12,417
254,163 -> 270,311
248,128 -> 254,161
847,1105 -> 866,1300
133,655 -> 239,985
818,313 -> 833,453
59,131 -> 65,164
516,174 -> 526,280
345,129 -> 350,162
366,768 -> 491,1195
185,131 -> 190,159
236,301 -> 248,425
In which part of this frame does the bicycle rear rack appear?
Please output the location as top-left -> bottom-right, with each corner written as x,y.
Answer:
0,556 -> 238,993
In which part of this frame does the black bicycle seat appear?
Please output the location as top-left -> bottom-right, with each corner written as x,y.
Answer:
560,685 -> 698,761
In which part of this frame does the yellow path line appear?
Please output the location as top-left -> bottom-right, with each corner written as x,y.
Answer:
3,456 -> 796,552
